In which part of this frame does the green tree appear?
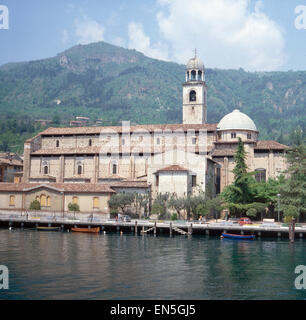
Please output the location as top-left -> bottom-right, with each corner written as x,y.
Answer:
168,194 -> 185,220
108,193 -> 135,214
68,203 -> 80,212
30,200 -> 41,210
280,144 -> 306,221
221,138 -> 255,216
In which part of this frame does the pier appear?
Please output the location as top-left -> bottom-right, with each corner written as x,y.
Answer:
0,211 -> 305,240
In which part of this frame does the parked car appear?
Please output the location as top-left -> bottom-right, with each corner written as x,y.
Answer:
238,217 -> 253,225
119,215 -> 131,222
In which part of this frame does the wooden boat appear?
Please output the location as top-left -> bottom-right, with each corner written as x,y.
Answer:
71,227 -> 100,233
36,226 -> 61,232
221,233 -> 255,240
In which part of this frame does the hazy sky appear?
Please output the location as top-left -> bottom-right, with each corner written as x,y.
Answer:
0,0 -> 306,71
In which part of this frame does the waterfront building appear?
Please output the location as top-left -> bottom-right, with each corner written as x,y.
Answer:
0,54 -> 288,214
0,152 -> 23,183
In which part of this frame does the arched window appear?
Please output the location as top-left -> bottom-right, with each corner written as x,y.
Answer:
89,139 -> 92,147
47,196 -> 51,207
40,195 -> 47,207
36,196 -> 40,203
255,169 -> 266,182
72,196 -> 78,205
189,90 -> 196,102
93,197 -> 99,208
191,70 -> 196,80
112,164 -> 117,175
44,166 -> 49,175
198,70 -> 202,81
56,140 -> 59,148
9,195 -> 15,206
77,165 -> 82,175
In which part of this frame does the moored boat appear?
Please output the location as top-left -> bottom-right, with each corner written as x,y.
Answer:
221,233 -> 255,240
71,227 -> 100,233
36,226 -> 61,232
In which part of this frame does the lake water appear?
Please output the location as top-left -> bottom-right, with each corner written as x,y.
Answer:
0,229 -> 306,300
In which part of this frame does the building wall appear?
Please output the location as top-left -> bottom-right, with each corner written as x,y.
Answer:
25,189 -> 63,211
65,193 -> 110,213
0,192 -> 23,209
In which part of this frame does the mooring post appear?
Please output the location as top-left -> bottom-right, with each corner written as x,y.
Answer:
170,222 -> 172,237
142,225 -> 145,234
135,220 -> 138,235
154,221 -> 157,235
290,218 -> 296,243
188,223 -> 193,235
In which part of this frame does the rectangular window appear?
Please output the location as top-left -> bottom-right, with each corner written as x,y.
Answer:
255,169 -> 266,182
72,197 -> 78,205
192,137 -> 197,145
192,175 -> 197,187
113,164 -> 117,174
156,175 -> 159,187
231,132 -> 236,138
156,138 -> 160,145
247,133 -> 251,140
93,197 -> 99,208
9,195 -> 15,206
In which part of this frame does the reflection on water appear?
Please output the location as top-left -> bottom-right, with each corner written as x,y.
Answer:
0,229 -> 306,300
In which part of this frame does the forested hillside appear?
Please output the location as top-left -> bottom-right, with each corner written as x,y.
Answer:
0,41 -> 305,154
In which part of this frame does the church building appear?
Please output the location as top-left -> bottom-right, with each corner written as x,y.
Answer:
0,53 -> 288,215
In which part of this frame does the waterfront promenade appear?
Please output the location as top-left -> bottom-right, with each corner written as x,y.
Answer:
0,210 -> 305,240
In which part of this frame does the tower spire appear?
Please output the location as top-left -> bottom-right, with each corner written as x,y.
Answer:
194,48 -> 197,58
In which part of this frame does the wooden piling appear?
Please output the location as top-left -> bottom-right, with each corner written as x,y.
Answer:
135,220 -> 138,235
154,221 -> 157,235
170,222 -> 172,236
289,218 -> 296,243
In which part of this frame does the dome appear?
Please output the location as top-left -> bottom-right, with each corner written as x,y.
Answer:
186,56 -> 204,70
217,109 -> 257,131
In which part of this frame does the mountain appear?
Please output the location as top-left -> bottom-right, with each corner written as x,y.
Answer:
0,41 -> 305,153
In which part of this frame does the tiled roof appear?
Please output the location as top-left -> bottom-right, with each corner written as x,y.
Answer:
0,159 -> 23,166
211,149 -> 235,157
0,183 -> 115,193
255,140 -> 288,150
110,180 -> 149,188
156,165 -> 189,172
37,123 -> 218,136
31,147 -> 101,155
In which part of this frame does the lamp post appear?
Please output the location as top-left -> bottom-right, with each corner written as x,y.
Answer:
277,193 -> 280,223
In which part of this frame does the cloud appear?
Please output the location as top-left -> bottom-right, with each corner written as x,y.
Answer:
128,21 -> 169,61
156,0 -> 286,71
75,18 -> 105,45
61,29 -> 69,45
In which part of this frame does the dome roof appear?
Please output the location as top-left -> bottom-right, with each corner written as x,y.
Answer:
186,56 -> 204,70
217,109 -> 257,132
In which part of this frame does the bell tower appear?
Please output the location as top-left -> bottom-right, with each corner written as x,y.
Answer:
182,50 -> 207,124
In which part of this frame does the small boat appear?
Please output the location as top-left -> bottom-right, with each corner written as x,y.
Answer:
221,233 -> 255,240
36,226 -> 61,232
71,227 -> 100,233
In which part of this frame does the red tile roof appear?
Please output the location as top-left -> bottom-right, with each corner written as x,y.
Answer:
156,165 -> 189,172
36,123 -> 218,136
0,183 -> 115,193
255,140 -> 288,150
211,149 -> 235,157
